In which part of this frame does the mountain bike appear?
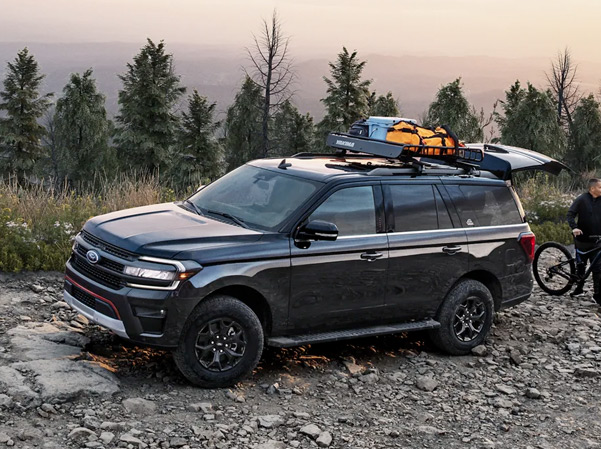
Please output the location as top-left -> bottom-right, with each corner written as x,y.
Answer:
533,236 -> 601,295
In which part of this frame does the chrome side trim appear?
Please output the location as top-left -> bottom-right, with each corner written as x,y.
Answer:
63,290 -> 129,339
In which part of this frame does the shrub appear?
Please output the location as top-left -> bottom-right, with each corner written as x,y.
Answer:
0,175 -> 177,272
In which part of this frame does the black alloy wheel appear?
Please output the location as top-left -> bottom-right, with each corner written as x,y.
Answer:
195,318 -> 247,372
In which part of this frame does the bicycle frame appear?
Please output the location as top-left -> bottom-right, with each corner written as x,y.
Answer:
573,237 -> 601,282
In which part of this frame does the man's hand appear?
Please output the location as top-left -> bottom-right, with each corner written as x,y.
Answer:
573,228 -> 583,237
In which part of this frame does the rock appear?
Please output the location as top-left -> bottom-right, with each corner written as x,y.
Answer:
496,384 -> 516,395
0,393 -> 13,408
68,427 -> 96,440
359,372 -> 379,384
99,432 -> 114,444
525,388 -> 542,399
0,433 -> 10,444
493,398 -> 513,409
7,323 -> 89,361
316,431 -> 333,447
509,350 -> 523,365
416,375 -> 438,392
100,422 -> 127,431
12,359 -> 119,401
472,345 -> 488,356
575,368 -> 600,378
299,424 -> 321,439
30,284 -> 44,293
255,441 -> 286,449
0,366 -> 39,406
187,402 -> 212,413
169,437 -> 188,447
120,433 -> 147,448
416,425 -> 445,435
122,398 -> 157,415
257,415 -> 284,429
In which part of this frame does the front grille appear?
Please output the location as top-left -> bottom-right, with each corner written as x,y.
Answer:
72,286 -> 96,309
72,254 -> 123,290
81,231 -> 136,261
76,244 -> 125,274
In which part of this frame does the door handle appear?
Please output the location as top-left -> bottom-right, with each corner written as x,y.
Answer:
360,251 -> 383,262
442,245 -> 462,255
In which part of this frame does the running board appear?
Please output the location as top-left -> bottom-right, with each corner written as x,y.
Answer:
267,319 -> 440,348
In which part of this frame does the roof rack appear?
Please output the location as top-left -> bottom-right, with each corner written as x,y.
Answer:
326,132 -> 484,163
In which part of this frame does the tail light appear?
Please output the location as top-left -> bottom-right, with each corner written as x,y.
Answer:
518,232 -> 536,263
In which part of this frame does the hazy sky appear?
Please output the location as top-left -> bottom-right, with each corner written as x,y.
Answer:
1,0 -> 600,62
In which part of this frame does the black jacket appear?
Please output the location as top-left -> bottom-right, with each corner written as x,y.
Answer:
567,192 -> 601,242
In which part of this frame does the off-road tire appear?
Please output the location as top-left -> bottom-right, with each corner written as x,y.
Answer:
429,279 -> 494,355
173,295 -> 264,388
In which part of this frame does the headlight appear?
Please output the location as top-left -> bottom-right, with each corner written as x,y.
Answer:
124,266 -> 176,281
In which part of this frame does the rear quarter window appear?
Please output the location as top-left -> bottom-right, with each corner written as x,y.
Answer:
446,184 -> 523,227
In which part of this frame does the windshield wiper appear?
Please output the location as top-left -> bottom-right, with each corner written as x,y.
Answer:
183,199 -> 203,216
207,210 -> 249,228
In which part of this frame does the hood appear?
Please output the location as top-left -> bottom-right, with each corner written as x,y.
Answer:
467,143 -> 571,180
83,202 -> 263,258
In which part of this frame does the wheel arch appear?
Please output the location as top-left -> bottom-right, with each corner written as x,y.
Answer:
206,285 -> 273,335
458,270 -> 503,311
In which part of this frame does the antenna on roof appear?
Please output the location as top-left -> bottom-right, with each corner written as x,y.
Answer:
278,159 -> 292,169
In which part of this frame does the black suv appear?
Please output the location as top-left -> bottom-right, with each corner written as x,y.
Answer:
63,132 -> 567,387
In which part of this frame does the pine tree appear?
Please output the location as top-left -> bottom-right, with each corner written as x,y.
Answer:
271,100 -> 314,155
318,48 -> 371,137
567,95 -> 601,174
0,48 -> 52,180
224,76 -> 264,171
496,81 -> 566,158
54,69 -> 110,184
369,91 -> 400,117
170,90 -> 223,191
423,78 -> 482,142
114,39 -> 185,175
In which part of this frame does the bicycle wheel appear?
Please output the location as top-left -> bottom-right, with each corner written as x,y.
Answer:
533,242 -> 576,295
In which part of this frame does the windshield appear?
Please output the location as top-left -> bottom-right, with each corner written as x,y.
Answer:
187,165 -> 322,231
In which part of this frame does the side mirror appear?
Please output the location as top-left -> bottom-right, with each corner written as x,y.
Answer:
297,220 -> 338,241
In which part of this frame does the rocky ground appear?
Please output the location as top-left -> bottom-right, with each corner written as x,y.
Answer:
1,272 -> 601,449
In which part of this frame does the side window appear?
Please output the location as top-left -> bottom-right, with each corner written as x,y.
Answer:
309,186 -> 376,236
446,184 -> 523,227
389,185 -> 438,232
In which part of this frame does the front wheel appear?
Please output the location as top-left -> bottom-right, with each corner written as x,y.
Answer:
429,279 -> 494,355
533,242 -> 575,295
173,295 -> 264,388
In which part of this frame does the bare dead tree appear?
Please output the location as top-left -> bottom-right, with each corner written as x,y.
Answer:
246,10 -> 295,157
546,47 -> 580,128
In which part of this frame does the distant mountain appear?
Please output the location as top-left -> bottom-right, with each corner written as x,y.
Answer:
1,42 -> 599,123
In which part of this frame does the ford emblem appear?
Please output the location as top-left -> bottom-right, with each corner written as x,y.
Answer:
86,250 -> 100,264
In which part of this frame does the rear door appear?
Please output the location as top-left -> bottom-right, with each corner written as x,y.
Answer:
383,181 -> 469,321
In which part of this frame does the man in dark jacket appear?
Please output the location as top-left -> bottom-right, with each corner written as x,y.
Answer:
567,178 -> 601,303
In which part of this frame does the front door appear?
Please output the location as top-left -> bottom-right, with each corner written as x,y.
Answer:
289,184 -> 388,332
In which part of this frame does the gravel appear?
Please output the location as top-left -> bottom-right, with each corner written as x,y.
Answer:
1,272 -> 601,448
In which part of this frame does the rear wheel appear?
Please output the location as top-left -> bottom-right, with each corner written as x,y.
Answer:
533,242 -> 575,295
429,279 -> 494,355
174,295 -> 264,388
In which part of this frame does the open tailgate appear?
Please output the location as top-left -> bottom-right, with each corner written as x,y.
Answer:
467,143 -> 571,180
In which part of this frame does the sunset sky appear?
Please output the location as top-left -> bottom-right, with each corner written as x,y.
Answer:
1,0 -> 600,62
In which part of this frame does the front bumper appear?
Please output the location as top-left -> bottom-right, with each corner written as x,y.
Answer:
64,260 -> 200,348
64,287 -> 129,339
